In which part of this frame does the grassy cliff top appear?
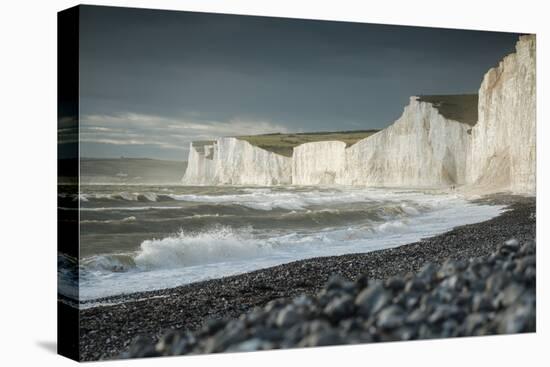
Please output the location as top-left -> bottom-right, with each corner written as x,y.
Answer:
237,130 -> 379,157
417,94 -> 478,126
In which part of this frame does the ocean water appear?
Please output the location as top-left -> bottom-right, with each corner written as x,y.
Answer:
58,185 -> 505,303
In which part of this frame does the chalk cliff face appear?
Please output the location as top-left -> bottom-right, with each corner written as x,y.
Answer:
467,35 -> 536,194
182,142 -> 217,185
182,138 -> 292,185
289,99 -> 470,187
183,36 -> 535,194
184,98 -> 471,187
337,98 -> 471,187
214,138 -> 292,185
292,141 -> 347,185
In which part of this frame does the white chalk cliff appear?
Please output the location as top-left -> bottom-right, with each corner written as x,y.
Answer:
182,35 -> 535,195
467,35 -> 536,194
182,137 -> 292,185
337,98 -> 471,187
182,142 -> 217,185
292,141 -> 347,185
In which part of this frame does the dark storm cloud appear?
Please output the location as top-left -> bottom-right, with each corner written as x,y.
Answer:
77,5 -> 521,160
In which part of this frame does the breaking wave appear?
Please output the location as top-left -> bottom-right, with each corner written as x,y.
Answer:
134,226 -> 270,269
76,187 -> 443,212
79,226 -> 272,274
80,216 -> 137,224
73,186 -> 506,301
78,192 -> 164,202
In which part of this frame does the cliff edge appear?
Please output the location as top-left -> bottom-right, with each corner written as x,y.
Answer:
182,138 -> 292,185
467,34 -> 536,194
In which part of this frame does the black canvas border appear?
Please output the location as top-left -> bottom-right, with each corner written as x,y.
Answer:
57,5 -> 80,361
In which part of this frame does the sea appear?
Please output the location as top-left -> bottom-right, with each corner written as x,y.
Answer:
58,184 -> 505,306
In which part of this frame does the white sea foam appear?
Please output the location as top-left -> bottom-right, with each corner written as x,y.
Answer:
375,220 -> 409,233
143,192 -> 158,202
76,191 -> 505,302
134,226 -> 270,270
77,194 -> 89,202
81,253 -> 136,272
80,216 -> 137,224
78,192 -> 161,202
183,213 -> 223,219
166,188 -> 447,212
78,206 -> 181,212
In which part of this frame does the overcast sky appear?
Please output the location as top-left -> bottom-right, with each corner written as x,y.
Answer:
77,5 -> 520,161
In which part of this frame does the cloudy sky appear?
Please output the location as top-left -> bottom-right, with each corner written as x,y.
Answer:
77,5 -> 520,161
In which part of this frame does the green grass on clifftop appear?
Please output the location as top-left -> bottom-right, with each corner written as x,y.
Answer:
237,130 -> 379,157
417,94 -> 478,126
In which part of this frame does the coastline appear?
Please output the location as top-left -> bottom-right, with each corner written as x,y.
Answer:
79,194 -> 535,360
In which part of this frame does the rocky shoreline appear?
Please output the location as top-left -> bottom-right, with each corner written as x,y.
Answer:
79,195 -> 535,361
